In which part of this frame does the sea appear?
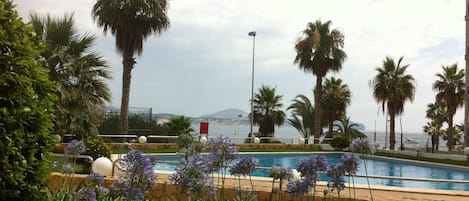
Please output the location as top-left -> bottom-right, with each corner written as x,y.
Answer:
190,122 -> 448,151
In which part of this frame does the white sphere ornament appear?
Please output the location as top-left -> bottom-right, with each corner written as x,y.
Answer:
200,136 -> 208,144
292,169 -> 301,181
92,157 -> 113,176
138,136 -> 147,143
299,137 -> 305,145
53,134 -> 61,143
254,137 -> 260,144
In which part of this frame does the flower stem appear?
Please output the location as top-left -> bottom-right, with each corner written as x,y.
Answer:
363,158 -> 374,201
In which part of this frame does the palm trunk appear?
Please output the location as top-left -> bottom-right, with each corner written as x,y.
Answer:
328,122 -> 334,138
314,76 -> 323,144
448,113 -> 454,151
119,51 -> 135,135
389,111 -> 396,150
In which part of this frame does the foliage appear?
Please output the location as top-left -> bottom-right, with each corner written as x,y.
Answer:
0,0 -> 56,199
330,135 -> 350,149
321,77 -> 351,136
252,85 -> 286,139
334,117 -> 366,140
84,137 -> 111,159
29,13 -> 111,139
92,0 -> 170,135
370,56 -> 415,150
294,20 -> 347,142
287,95 -> 314,144
433,64 -> 465,151
350,138 -> 373,154
167,116 -> 194,135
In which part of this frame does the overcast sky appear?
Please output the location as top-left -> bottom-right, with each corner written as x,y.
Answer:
14,0 -> 465,133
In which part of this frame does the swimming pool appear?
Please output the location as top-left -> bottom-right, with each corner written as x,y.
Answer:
153,153 -> 469,191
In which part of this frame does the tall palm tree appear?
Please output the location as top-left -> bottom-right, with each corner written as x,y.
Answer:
29,13 -> 111,138
92,0 -> 170,134
294,20 -> 347,143
433,64 -> 465,151
252,85 -> 286,139
287,95 -> 315,144
370,56 -> 415,150
321,77 -> 351,137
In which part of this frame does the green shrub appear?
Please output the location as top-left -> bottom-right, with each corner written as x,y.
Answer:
0,1 -> 56,199
330,135 -> 350,149
84,137 -> 111,159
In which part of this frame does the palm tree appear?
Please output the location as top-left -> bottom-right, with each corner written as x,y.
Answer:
287,95 -> 315,144
370,56 -> 415,150
294,20 -> 347,143
30,13 -> 111,138
334,117 -> 366,142
423,121 -> 443,153
166,116 -> 194,135
252,85 -> 286,139
321,77 -> 351,137
433,64 -> 465,151
92,0 -> 170,134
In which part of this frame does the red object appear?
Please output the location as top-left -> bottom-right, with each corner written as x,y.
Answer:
200,122 -> 209,134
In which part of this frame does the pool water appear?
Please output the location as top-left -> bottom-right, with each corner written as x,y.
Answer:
154,153 -> 469,191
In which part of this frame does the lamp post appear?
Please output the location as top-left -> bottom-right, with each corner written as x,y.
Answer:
248,31 -> 256,142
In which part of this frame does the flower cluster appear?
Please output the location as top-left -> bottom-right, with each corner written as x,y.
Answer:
88,173 -> 104,186
326,164 -> 346,193
286,179 -> 309,197
230,157 -> 258,177
296,155 -> 328,187
341,154 -> 360,175
61,163 -> 74,174
169,154 -> 216,196
73,187 -> 96,201
65,139 -> 86,156
116,149 -> 157,201
350,138 -> 373,154
269,167 -> 293,180
205,136 -> 238,171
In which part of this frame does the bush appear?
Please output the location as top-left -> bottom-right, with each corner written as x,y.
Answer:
0,1 -> 56,199
84,137 -> 111,159
330,135 -> 350,149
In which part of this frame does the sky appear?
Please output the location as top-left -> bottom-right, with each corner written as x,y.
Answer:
14,0 -> 466,133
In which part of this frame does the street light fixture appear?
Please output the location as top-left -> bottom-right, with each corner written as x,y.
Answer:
248,31 -> 256,142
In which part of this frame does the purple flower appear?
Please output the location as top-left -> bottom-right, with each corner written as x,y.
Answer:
287,179 -> 309,197
350,138 -> 373,154
65,140 -> 86,156
341,154 -> 360,175
119,149 -> 158,200
88,173 -> 104,186
73,187 -> 96,201
109,179 -> 130,198
326,164 -> 346,193
230,157 -> 258,177
269,167 -> 293,180
169,154 -> 216,196
205,136 -> 239,171
61,163 -> 74,174
296,155 -> 328,187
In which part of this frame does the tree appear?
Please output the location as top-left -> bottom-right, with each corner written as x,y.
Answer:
29,13 -> 111,138
287,95 -> 315,144
294,20 -> 347,143
370,56 -> 415,150
252,85 -> 286,139
0,0 -> 56,199
424,101 -> 447,152
423,121 -> 443,153
334,117 -> 366,142
433,64 -> 465,151
92,0 -> 170,134
321,77 -> 351,137
166,116 -> 194,135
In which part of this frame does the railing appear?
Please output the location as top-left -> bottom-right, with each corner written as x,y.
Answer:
49,153 -> 95,172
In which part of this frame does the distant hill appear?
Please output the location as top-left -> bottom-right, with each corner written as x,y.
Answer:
201,108 -> 248,120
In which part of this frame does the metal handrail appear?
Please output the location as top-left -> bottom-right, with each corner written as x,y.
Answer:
49,153 -> 94,164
